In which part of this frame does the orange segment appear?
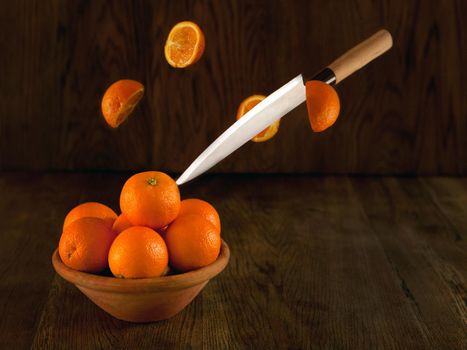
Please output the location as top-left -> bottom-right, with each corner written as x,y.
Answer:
305,80 -> 340,132
165,21 -> 205,68
236,95 -> 280,142
101,79 -> 144,128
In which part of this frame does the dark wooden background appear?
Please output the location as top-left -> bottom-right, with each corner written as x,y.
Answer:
1,0 -> 466,174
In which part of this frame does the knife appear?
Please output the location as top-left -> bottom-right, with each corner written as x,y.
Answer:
177,29 -> 393,185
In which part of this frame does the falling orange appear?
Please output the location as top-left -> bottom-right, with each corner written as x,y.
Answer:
164,21 -> 205,68
305,80 -> 340,132
101,79 -> 144,128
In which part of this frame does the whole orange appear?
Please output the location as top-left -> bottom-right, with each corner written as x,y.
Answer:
165,214 -> 221,272
59,217 -> 117,273
112,213 -> 133,235
108,226 -> 169,278
120,171 -> 180,229
179,198 -> 221,234
63,202 -> 117,230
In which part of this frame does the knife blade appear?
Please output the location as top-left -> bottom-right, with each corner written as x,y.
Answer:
176,74 -> 306,185
176,29 -> 392,185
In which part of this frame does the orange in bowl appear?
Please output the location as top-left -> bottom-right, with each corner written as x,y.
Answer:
165,214 -> 221,272
101,79 -> 144,128
63,202 -> 117,229
236,95 -> 280,142
108,226 -> 168,279
112,213 -> 133,235
120,171 -> 181,229
179,198 -> 221,234
59,217 -> 117,273
164,21 -> 205,68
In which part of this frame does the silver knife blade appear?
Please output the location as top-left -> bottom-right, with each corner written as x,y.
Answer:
176,75 -> 306,185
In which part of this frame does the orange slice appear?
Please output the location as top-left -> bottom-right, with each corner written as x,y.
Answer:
305,80 -> 340,132
164,21 -> 205,68
101,79 -> 144,128
236,95 -> 280,142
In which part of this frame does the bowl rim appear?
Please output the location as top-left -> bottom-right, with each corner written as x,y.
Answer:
52,239 -> 230,293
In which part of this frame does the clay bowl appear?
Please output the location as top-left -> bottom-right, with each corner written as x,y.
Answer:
52,240 -> 230,323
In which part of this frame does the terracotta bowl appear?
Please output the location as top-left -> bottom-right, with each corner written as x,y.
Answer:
52,240 -> 230,323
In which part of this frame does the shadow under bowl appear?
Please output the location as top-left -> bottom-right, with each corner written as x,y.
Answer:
52,240 -> 230,323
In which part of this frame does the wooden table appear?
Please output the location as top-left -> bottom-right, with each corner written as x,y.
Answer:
0,173 -> 465,349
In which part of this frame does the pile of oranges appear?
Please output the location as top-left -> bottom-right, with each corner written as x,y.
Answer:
58,171 -> 221,278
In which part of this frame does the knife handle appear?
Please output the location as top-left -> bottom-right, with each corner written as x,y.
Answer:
329,29 -> 392,84
308,29 -> 393,85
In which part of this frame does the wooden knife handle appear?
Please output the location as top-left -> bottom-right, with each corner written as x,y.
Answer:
328,29 -> 393,84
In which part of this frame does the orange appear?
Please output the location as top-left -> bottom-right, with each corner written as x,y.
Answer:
179,198 -> 221,234
108,226 -> 168,278
236,95 -> 280,142
112,214 -> 133,235
59,217 -> 117,273
165,214 -> 221,272
63,202 -> 117,230
305,80 -> 340,132
101,79 -> 144,128
164,21 -> 205,68
120,171 -> 180,229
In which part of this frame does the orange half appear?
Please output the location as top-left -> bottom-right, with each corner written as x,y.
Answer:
164,21 -> 205,68
305,80 -> 340,132
236,95 -> 280,142
101,79 -> 144,128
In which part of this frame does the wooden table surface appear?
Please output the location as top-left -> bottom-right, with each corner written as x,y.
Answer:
0,173 -> 465,349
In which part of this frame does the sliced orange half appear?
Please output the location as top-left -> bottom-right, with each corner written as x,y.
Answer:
236,95 -> 280,142
101,79 -> 144,128
306,80 -> 340,132
164,21 -> 205,68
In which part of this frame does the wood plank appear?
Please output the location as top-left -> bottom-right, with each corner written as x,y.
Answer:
282,176 -> 434,350
0,173 -> 63,349
0,1 -> 466,173
421,177 -> 467,326
421,177 -> 467,243
351,177 -> 467,349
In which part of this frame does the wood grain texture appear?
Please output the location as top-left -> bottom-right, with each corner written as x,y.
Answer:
351,177 -> 467,348
0,0 -> 466,174
0,173 -> 465,348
